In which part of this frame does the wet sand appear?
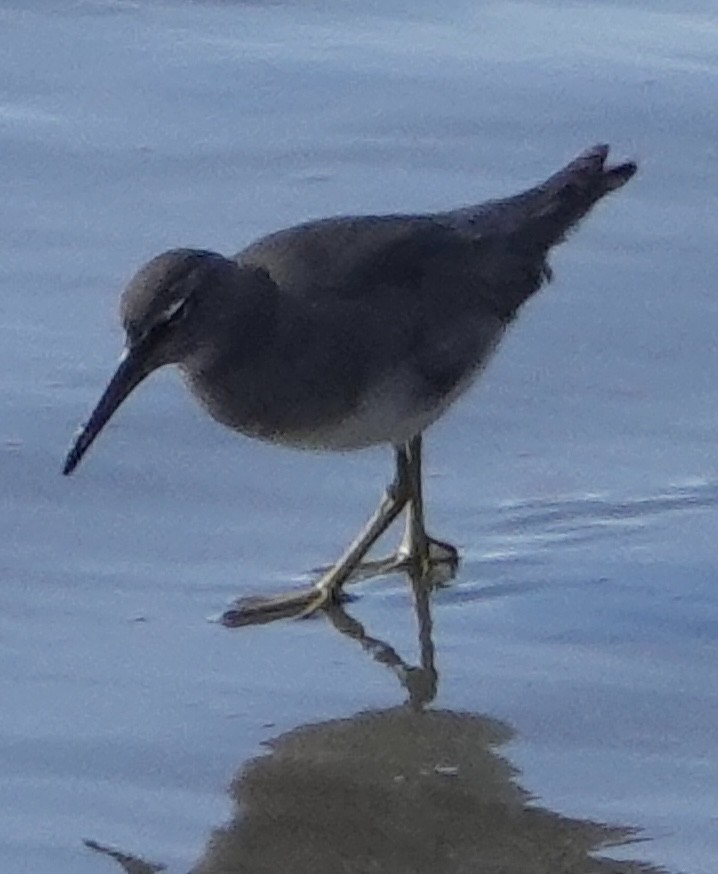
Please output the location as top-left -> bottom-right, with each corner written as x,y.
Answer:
1,1 -> 717,872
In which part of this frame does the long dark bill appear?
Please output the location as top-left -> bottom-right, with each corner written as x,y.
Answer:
62,346 -> 153,475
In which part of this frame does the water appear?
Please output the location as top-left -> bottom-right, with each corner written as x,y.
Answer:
1,1 -> 717,871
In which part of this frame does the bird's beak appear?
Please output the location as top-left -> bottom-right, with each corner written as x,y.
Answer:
63,344 -> 154,475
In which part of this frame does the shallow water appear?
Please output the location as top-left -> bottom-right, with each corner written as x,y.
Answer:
1,1 -> 717,872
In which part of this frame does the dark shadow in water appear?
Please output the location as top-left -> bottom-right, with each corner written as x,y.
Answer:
85,577 -> 667,874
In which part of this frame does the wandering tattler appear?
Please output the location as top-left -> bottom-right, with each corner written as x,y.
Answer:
63,144 -> 636,623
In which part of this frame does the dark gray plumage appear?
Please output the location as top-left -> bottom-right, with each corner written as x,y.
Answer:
63,144 -> 637,624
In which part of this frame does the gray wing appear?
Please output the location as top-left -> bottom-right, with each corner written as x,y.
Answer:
236,213 -> 545,318
234,214 -> 543,414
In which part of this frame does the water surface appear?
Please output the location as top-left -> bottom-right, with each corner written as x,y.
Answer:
1,1 -> 717,872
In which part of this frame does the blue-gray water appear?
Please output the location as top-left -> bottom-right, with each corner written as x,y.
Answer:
2,1 -> 717,872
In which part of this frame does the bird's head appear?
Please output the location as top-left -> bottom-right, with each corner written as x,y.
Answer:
63,248 -> 239,475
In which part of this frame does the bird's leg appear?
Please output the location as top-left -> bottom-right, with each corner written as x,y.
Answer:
298,448 -> 413,614
326,435 -> 459,585
403,433 -> 429,574
222,441 -> 459,627
397,434 -> 459,581
221,448 -> 412,627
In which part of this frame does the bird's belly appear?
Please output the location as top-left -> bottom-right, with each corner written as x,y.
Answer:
182,350 -> 489,452
275,366 -> 479,451
299,406 -> 439,451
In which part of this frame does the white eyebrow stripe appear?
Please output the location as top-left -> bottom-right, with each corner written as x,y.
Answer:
160,297 -> 189,322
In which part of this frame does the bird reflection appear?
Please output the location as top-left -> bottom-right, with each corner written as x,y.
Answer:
85,576 -> 664,874
324,574 -> 438,710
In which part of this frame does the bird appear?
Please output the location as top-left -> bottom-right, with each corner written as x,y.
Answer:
63,144 -> 637,625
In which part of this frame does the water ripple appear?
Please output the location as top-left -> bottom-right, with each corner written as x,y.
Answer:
477,477 -> 718,556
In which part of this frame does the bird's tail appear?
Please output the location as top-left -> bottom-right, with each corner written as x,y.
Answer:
520,143 -> 637,249
460,144 -> 637,251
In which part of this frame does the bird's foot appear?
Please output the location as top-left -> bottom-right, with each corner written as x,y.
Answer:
221,537 -> 458,628
220,584 -> 345,628
412,536 -> 460,584
312,536 -> 460,586
295,584 -> 342,619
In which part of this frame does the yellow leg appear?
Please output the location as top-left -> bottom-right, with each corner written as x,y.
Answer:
297,478 -> 410,617
399,434 -> 459,583
303,435 -> 460,589
331,435 -> 459,585
222,449 -> 412,627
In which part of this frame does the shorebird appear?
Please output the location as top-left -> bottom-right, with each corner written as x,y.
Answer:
63,144 -> 636,623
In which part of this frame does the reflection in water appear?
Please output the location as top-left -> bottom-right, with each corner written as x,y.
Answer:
86,578 -> 664,874
325,578 -> 438,711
